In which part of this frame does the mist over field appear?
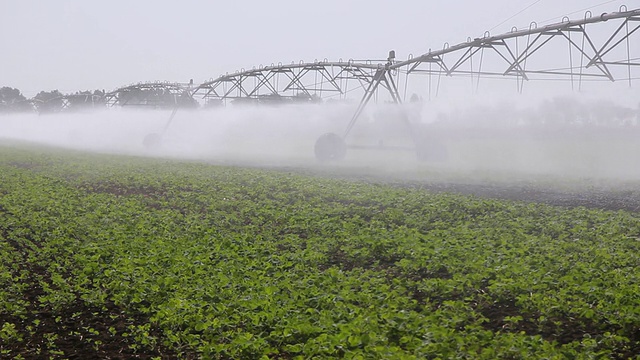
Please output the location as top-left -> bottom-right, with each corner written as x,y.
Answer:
4,2 -> 640,359
1,95 -> 639,182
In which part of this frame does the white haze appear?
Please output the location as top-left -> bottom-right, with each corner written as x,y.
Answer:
1,96 -> 640,183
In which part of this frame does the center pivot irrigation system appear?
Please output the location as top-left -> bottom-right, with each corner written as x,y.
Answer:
105,6 -> 640,161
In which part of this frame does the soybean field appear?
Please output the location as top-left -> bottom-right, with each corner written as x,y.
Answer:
0,143 -> 639,359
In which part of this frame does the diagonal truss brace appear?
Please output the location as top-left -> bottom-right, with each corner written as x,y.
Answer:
343,57 -> 402,138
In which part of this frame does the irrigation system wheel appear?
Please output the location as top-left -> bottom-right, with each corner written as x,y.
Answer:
143,133 -> 163,150
314,132 -> 347,162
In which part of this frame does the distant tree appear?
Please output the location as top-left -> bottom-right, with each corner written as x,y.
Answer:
0,87 -> 31,113
34,89 -> 63,103
34,90 -> 64,113
0,87 -> 26,103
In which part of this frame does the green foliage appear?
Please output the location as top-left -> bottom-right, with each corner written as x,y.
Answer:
0,87 -> 31,113
0,87 -> 26,105
0,144 -> 639,358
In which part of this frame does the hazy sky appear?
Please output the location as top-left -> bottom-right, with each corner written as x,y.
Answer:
1,0 -> 636,97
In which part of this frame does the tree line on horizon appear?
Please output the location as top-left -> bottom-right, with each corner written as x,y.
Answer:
0,86 -> 196,114
1,85 -> 638,127
0,87 -> 106,114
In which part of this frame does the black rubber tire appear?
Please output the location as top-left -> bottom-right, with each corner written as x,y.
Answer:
143,133 -> 163,150
314,133 -> 347,162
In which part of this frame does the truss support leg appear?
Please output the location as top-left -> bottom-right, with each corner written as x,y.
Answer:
343,68 -> 389,138
143,106 -> 180,150
315,50 -> 445,162
163,106 -> 180,134
340,51 -> 446,163
314,67 -> 391,161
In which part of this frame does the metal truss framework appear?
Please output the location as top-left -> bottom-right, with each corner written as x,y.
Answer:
104,82 -> 195,108
343,6 -> 640,138
99,6 -> 639,159
394,6 -> 640,96
38,94 -> 105,113
187,7 -> 639,140
58,94 -> 104,110
191,61 -> 390,105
